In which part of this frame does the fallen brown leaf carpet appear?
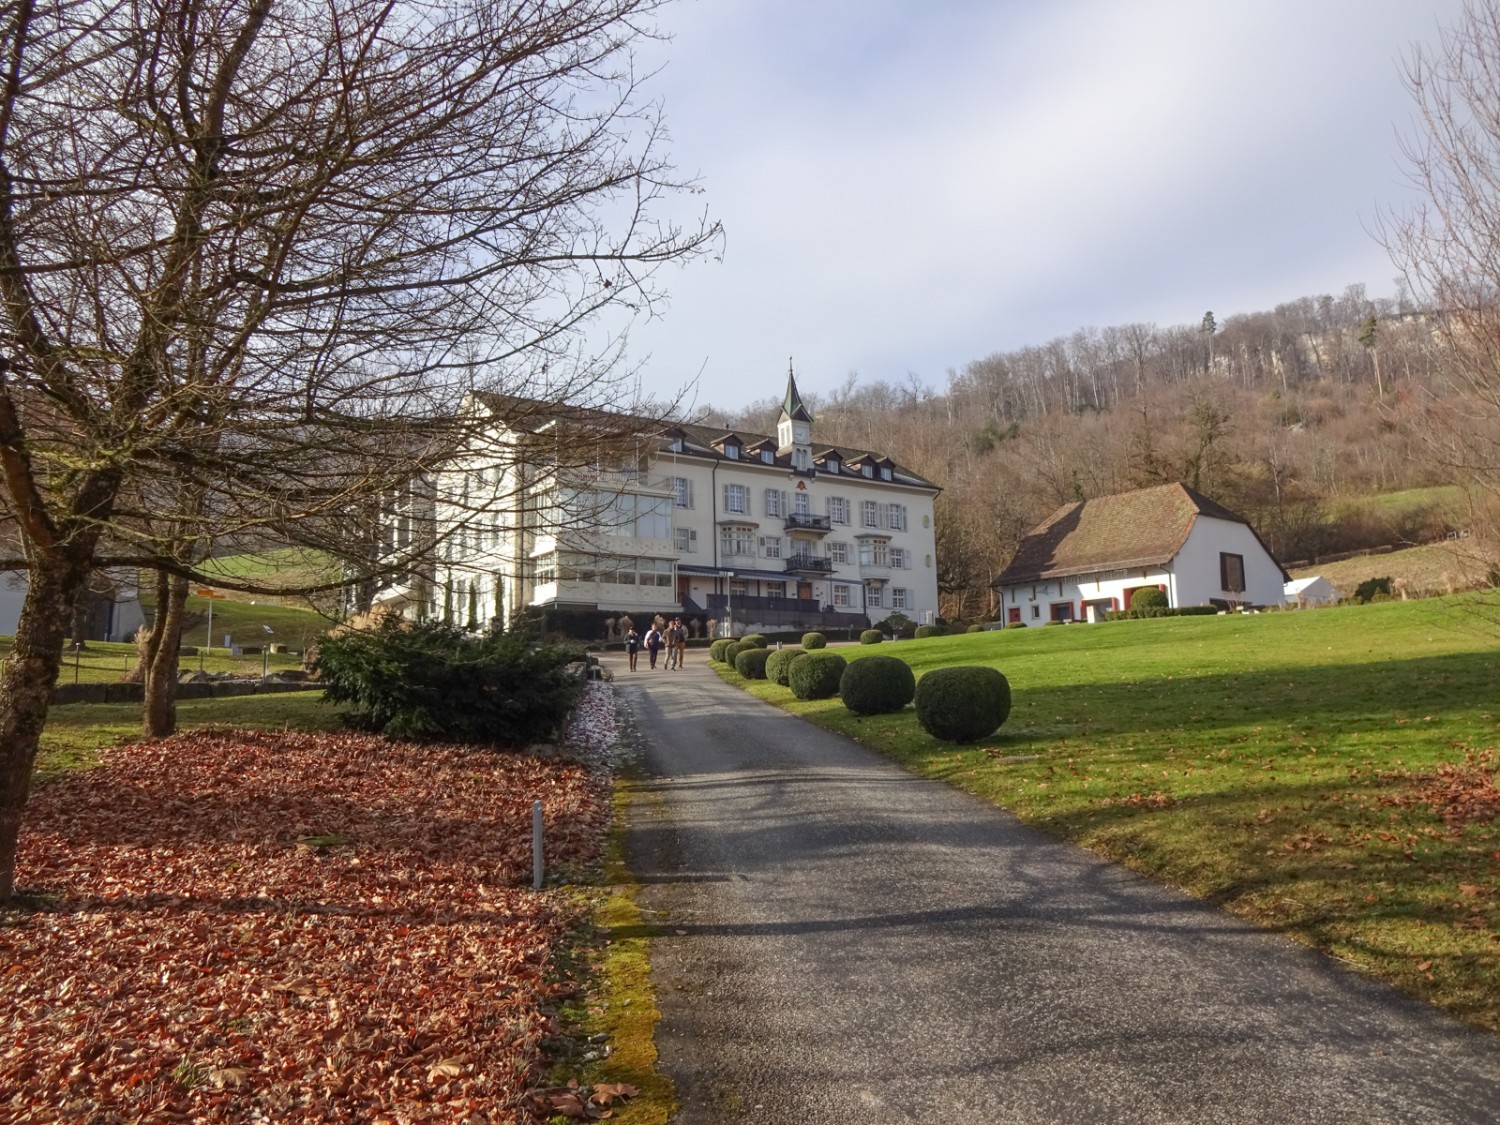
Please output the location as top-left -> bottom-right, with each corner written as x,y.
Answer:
2,729 -> 609,1123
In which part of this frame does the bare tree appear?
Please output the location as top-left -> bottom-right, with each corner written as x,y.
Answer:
0,0 -> 718,899
1385,0 -> 1500,509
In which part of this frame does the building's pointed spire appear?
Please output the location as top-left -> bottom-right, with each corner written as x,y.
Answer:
780,358 -> 813,423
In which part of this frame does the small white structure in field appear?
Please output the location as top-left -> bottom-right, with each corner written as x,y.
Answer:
1284,575 -> 1341,607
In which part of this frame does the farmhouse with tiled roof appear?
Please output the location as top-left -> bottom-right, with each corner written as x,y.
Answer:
990,483 -> 1287,625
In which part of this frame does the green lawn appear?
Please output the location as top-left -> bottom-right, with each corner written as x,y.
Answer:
2,638 -> 306,684
36,692 -> 345,782
721,599 -> 1500,1031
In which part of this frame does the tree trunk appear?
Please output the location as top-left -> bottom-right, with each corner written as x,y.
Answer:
143,573 -> 189,739
0,549 -> 94,901
125,568 -> 171,684
68,587 -> 91,651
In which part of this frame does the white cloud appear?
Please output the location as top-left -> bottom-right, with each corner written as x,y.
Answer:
615,0 -> 1467,406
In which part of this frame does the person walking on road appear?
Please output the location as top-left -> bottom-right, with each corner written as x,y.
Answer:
664,619 -> 683,669
624,626 -> 640,671
645,624 -> 663,669
672,618 -> 689,669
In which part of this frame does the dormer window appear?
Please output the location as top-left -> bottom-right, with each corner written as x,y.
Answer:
880,466 -> 892,480
826,456 -> 839,474
725,445 -> 738,459
761,449 -> 773,464
666,437 -> 683,453
861,463 -> 873,478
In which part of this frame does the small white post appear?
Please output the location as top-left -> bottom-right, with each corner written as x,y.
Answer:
531,800 -> 544,890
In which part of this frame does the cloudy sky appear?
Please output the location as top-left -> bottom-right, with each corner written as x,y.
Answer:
615,0 -> 1468,412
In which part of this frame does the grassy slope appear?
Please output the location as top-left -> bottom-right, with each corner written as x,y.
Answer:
1293,541 -> 1491,598
726,599 -> 1500,1031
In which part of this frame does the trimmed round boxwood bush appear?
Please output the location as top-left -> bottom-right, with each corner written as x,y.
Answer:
724,640 -> 752,665
802,631 -> 827,650
765,647 -> 804,685
914,624 -> 945,639
840,655 -> 915,715
914,666 -> 1012,743
788,651 -> 847,700
739,633 -> 769,649
1130,587 -> 1168,612
709,638 -> 734,663
859,628 -> 884,645
1005,621 -> 1029,630
967,624 -> 985,634
734,647 -> 772,679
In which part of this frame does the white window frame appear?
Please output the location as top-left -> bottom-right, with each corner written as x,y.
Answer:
828,496 -> 850,524
828,541 -> 849,564
672,476 -> 694,508
861,500 -> 880,528
721,525 -> 755,556
886,503 -> 907,531
832,583 -> 851,608
793,489 -> 811,516
866,583 -> 884,609
759,535 -> 783,559
724,483 -> 749,514
673,527 -> 697,554
764,488 -> 785,517
892,587 -> 909,610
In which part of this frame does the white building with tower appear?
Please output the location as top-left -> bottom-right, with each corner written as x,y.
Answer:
372,367 -> 942,637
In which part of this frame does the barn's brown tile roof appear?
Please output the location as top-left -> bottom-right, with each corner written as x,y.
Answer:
992,483 -> 1254,586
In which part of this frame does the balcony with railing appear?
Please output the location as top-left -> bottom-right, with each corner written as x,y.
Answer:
785,553 -> 835,575
783,513 -> 831,534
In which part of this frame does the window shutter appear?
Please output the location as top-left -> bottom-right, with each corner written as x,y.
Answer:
686,479 -> 694,508
687,529 -> 697,553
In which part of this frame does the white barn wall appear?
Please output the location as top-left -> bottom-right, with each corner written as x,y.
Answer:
1172,517 -> 1286,607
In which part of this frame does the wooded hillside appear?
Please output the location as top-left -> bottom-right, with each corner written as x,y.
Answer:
704,284 -> 1485,618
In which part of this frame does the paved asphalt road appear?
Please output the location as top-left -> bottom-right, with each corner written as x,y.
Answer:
610,650 -> 1500,1124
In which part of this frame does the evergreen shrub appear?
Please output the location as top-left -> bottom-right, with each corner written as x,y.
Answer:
734,647 -> 772,679
967,624 -> 985,633
914,624 -> 945,639
1005,621 -> 1029,629
859,629 -> 884,645
802,631 -> 827,650
788,651 -> 847,700
1129,587 -> 1168,611
740,633 -> 769,648
915,665 -> 1012,743
709,638 -> 733,663
1355,577 -> 1393,603
765,647 -> 804,686
315,617 -> 580,744
840,655 -> 915,715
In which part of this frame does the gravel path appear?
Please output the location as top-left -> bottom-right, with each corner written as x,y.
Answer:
608,649 -> 1500,1124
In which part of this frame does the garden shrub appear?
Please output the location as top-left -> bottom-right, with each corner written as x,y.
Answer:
859,628 -> 884,645
740,633 -> 769,648
1354,576 -> 1393,603
723,641 -> 751,666
874,612 -> 915,639
840,655 -> 915,715
914,624 -> 945,639
788,651 -> 847,700
1005,621 -> 1029,629
709,638 -> 733,663
914,665 -> 1012,743
765,647 -> 804,686
315,616 -> 581,744
734,647 -> 772,679
967,624 -> 985,633
801,631 -> 827,650
1129,587 -> 1168,611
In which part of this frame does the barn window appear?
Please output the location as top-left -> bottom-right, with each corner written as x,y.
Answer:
1220,552 -> 1246,593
